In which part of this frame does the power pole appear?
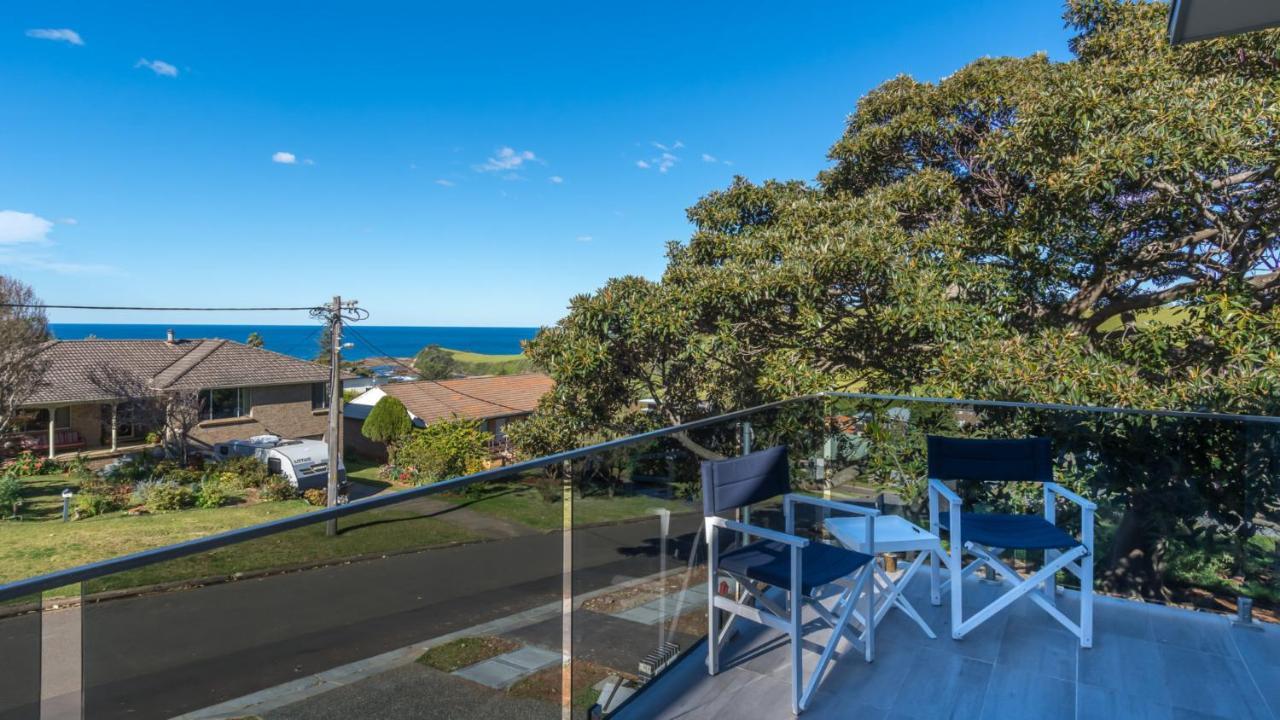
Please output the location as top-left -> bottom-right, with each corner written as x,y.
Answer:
325,295 -> 343,537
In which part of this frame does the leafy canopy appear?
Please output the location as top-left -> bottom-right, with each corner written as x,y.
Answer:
413,344 -> 460,380
517,0 -> 1280,457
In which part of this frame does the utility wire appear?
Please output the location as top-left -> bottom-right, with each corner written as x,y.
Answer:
341,323 -> 525,414
0,303 -> 324,312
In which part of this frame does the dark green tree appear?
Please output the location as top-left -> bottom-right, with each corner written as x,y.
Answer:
516,1 -> 1280,597
245,331 -> 265,348
361,395 -> 412,449
413,344 -> 460,380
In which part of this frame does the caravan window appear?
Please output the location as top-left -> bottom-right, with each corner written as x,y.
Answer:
267,457 -> 282,475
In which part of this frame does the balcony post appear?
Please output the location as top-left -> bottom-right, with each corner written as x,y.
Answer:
111,403 -> 119,451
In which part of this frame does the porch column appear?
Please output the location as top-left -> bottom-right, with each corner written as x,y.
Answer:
110,404 -> 118,451
47,411 -> 55,459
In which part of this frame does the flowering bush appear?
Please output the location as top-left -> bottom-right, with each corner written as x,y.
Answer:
1,452 -> 59,477
259,476 -> 297,502
377,464 -> 419,483
302,488 -> 328,506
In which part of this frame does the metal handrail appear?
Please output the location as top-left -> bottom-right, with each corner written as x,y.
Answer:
2,390 -> 1275,602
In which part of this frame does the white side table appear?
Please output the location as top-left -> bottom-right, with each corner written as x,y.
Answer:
825,514 -> 940,639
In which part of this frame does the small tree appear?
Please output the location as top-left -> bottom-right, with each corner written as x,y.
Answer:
395,418 -> 491,484
89,364 -> 204,465
361,395 -> 412,455
413,344 -> 459,380
0,276 -> 51,436
245,331 -> 265,348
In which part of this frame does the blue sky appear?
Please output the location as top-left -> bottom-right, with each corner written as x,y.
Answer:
2,1 -> 1073,327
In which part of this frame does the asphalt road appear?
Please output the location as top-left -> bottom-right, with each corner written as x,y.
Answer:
8,509 -> 706,720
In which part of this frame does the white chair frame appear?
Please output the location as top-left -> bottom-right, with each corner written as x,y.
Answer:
705,494 -> 880,714
928,479 -> 1096,647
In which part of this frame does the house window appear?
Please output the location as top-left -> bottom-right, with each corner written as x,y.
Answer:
311,382 -> 330,411
200,388 -> 252,420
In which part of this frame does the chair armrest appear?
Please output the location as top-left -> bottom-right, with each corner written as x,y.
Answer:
1046,482 -> 1097,511
706,516 -> 810,547
928,478 -> 961,504
784,493 -> 881,517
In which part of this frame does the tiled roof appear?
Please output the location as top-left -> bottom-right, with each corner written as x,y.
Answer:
382,373 -> 553,425
20,339 -> 332,406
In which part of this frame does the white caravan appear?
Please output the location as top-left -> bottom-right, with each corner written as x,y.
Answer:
211,435 -> 347,493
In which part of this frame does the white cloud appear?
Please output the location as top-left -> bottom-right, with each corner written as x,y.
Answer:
548,175 -> 564,184
0,210 -> 54,245
26,28 -> 83,46
58,217 -> 78,225
135,58 -> 179,77
272,151 -> 297,165
638,142 -> 681,174
576,235 -> 593,242
477,146 -> 539,173
701,153 -> 717,162
435,179 -> 455,187
0,253 -> 117,275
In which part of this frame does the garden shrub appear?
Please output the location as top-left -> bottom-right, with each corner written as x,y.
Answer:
80,477 -> 132,508
259,476 -> 297,501
163,467 -> 205,485
74,492 -> 117,518
394,419 -> 491,485
63,454 -> 93,480
132,479 -> 193,511
0,475 -> 23,517
302,488 -> 328,506
1,452 -> 59,477
218,457 -> 270,488
195,477 -> 231,509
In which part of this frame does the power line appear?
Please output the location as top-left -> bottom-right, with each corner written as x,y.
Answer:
341,323 -> 525,414
1,303 -> 324,312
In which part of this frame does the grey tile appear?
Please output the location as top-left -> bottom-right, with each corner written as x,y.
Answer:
452,659 -> 526,689
497,645 -> 560,672
1092,598 -> 1156,641
888,646 -> 992,720
1151,613 -> 1233,656
995,623 -> 1077,682
1078,634 -> 1171,706
1158,644 -> 1271,720
1077,684 -> 1179,720
821,638 -> 919,711
979,667 -> 1073,720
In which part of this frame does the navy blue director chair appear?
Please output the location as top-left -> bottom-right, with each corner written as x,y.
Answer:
926,435 -> 1096,648
703,445 -> 879,714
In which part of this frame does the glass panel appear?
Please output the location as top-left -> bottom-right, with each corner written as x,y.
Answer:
208,388 -> 239,420
0,593 -> 41,720
82,474 -> 562,719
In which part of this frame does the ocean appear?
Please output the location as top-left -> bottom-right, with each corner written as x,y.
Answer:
48,324 -> 540,361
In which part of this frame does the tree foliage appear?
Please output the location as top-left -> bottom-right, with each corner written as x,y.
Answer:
518,1 -> 1280,596
523,0 -> 1280,443
245,331 -> 265,348
0,276 -> 50,436
361,395 -> 412,444
413,344 -> 460,380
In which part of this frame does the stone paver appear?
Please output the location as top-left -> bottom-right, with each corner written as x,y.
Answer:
453,645 -> 561,689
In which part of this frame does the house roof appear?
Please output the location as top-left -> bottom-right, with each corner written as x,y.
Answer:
21,339 -> 334,406
380,373 -> 553,425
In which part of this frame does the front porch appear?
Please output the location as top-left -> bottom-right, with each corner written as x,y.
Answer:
4,402 -> 155,460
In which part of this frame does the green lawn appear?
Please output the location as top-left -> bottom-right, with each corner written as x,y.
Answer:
442,347 -> 533,376
15,472 -> 82,521
441,481 -> 694,531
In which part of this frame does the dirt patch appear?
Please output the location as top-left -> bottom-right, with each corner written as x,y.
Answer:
582,569 -> 707,614
416,636 -> 521,673
507,659 -> 623,713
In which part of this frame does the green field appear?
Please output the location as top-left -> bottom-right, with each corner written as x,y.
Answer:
442,347 -> 533,376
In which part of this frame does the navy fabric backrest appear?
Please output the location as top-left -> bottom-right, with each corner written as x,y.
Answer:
926,435 -> 1053,484
702,445 -> 791,516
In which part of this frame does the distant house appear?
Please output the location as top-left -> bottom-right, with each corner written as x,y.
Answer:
344,373 -> 553,460
5,335 -> 339,459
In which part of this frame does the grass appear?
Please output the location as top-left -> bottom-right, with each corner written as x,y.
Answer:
15,472 -> 82,521
417,636 -> 520,672
507,659 -> 616,713
442,348 -> 533,376
440,481 -> 693,532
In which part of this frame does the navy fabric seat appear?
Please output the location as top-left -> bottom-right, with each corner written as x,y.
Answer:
719,539 -> 875,595
940,512 -> 1080,550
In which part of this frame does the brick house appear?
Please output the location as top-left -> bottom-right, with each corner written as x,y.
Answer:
344,373 -> 553,461
6,336 -> 338,459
